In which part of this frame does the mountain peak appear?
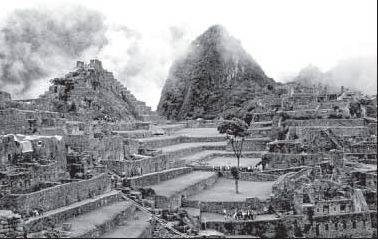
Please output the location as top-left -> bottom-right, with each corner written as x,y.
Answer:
158,25 -> 275,120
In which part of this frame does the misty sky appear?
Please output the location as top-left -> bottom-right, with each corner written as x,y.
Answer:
0,0 -> 377,109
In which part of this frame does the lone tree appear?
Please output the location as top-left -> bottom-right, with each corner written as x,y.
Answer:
217,117 -> 248,193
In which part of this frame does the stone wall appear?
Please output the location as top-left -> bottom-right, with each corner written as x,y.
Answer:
219,171 -> 278,182
285,118 -> 365,127
295,126 -> 370,139
228,138 -> 269,152
0,134 -> 68,193
0,108 -> 65,135
185,120 -> 220,128
24,191 -> 121,234
262,153 -> 321,170
125,167 -> 193,188
0,210 -> 24,238
2,173 -> 111,216
313,199 -> 354,216
184,197 -> 268,214
202,217 -> 282,237
308,211 -> 375,238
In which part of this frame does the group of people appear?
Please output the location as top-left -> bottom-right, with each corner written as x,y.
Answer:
212,165 -> 261,172
222,209 -> 256,221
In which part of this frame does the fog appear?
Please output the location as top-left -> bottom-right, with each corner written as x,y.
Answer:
0,0 -> 376,109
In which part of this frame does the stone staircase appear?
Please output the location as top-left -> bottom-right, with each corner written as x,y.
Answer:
146,171 -> 219,210
24,190 -> 154,238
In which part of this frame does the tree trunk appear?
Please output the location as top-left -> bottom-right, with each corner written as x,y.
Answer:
236,155 -> 240,194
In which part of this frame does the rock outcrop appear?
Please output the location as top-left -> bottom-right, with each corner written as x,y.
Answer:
157,25 -> 275,120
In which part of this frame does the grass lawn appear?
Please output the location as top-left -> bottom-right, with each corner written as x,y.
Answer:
188,178 -> 274,202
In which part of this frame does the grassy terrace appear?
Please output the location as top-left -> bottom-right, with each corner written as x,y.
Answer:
205,157 -> 261,168
146,171 -> 217,197
188,178 -> 274,202
175,128 -> 225,137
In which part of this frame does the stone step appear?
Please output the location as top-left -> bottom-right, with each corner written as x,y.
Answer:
56,200 -> 137,238
147,171 -> 219,210
100,210 -> 153,238
25,190 -> 122,235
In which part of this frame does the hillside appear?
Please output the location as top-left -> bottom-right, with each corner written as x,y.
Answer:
157,25 -> 275,120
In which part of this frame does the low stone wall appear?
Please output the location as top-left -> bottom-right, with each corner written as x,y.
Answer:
228,138 -> 269,152
184,197 -> 268,214
125,167 -> 193,188
285,118 -> 365,127
262,153 -> 321,170
185,120 -> 220,128
219,171 -> 278,182
139,135 -> 225,150
107,121 -> 150,131
155,174 -> 218,210
0,210 -> 24,238
261,166 -> 305,175
139,136 -> 183,149
114,130 -> 154,139
2,174 -> 111,216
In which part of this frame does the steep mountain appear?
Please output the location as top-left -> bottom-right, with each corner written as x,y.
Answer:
157,25 -> 275,120
34,59 -> 158,122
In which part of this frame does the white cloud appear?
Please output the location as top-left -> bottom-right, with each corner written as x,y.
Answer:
1,0 -> 376,109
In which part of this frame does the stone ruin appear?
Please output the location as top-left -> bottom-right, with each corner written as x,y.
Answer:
0,60 -> 376,238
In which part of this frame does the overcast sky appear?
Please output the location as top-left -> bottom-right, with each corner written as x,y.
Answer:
0,0 -> 376,109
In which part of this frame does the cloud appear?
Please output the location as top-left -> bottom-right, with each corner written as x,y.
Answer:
97,23 -> 192,109
0,5 -> 108,99
327,56 -> 377,95
289,55 -> 377,95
